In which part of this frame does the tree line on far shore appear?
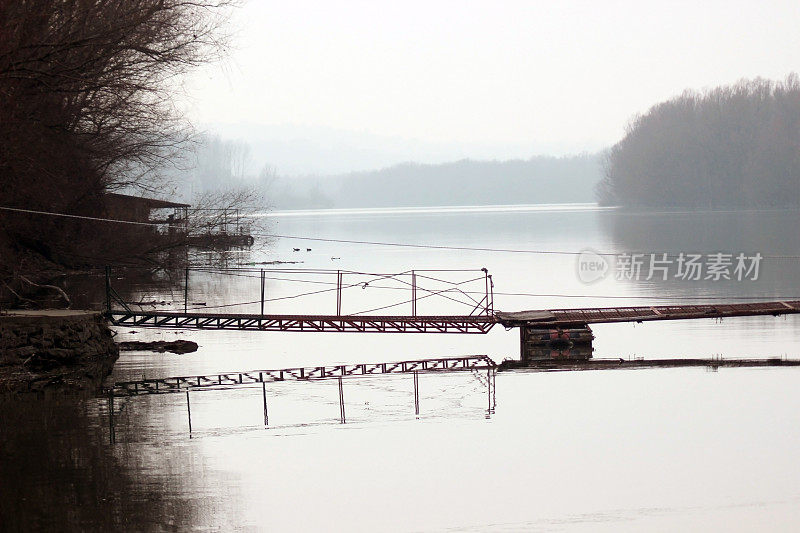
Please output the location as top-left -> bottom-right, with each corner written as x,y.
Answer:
321,155 -> 601,208
597,75 -> 800,208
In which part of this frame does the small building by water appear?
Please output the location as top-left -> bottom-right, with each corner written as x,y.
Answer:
104,193 -> 190,229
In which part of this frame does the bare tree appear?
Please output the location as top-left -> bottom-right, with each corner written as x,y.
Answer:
1,0 -> 236,192
0,0 -> 239,301
192,134 -> 256,190
229,141 -> 253,181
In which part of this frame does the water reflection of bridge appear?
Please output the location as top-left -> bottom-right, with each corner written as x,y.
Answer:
109,355 -> 496,397
104,355 -> 497,442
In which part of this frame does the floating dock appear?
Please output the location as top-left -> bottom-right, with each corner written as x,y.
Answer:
499,357 -> 800,371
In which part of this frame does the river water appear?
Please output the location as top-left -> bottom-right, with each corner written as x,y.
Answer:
3,204 -> 800,531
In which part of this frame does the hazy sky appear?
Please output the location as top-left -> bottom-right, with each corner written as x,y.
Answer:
182,0 -> 800,159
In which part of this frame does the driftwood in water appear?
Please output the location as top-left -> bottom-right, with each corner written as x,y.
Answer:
118,340 -> 198,354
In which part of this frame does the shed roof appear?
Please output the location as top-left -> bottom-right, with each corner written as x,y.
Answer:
106,192 -> 190,209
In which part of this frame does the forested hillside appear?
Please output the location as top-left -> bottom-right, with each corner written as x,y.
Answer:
598,76 -> 800,208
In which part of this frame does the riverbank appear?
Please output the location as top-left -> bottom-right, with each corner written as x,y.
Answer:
0,310 -> 118,394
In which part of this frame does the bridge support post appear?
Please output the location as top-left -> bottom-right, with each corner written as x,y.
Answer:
413,371 -> 420,416
482,268 -> 490,315
186,391 -> 192,436
268,378 -> 269,426
260,269 -> 265,316
184,268 -> 189,314
487,367 -> 493,414
491,369 -> 496,411
338,377 -> 346,423
488,275 -> 494,315
519,324 -> 594,362
412,271 -> 417,317
336,271 -> 342,316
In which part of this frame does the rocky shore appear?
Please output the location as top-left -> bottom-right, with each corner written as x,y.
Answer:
0,310 -> 119,394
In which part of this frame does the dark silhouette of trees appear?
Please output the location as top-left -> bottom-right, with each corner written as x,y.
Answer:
598,75 -> 800,208
0,0 -> 234,277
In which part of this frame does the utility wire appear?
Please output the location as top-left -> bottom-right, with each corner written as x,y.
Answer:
116,266 -> 800,302
0,205 -> 164,227
4,204 -> 800,259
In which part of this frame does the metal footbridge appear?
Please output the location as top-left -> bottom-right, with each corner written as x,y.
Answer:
107,311 -> 496,333
104,267 -> 800,332
106,301 -> 800,333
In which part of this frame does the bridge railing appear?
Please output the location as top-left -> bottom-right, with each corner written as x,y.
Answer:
104,266 -> 494,318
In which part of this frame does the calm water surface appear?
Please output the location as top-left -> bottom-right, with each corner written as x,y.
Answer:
4,204 -> 800,531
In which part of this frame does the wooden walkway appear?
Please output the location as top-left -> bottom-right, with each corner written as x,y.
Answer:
495,300 -> 800,328
499,357 -> 800,372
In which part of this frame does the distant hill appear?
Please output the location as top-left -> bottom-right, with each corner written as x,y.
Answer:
203,122 -> 593,175
270,154 -> 602,209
